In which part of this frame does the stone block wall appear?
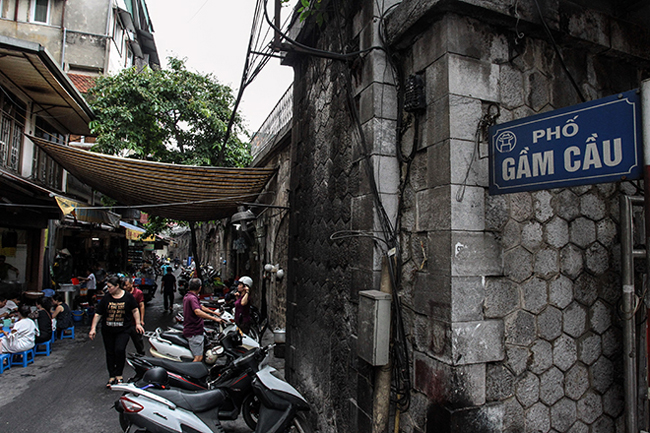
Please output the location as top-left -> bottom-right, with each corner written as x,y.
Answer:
284,1 -> 650,432
390,7 -> 648,433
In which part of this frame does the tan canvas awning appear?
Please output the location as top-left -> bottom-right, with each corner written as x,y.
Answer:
30,136 -> 276,222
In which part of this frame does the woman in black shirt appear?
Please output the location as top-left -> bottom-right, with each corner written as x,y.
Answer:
34,297 -> 53,344
89,275 -> 144,387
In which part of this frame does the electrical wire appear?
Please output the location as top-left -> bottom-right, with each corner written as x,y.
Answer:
532,0 -> 586,102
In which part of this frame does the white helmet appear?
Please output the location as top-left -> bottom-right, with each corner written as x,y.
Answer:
204,346 -> 223,365
239,276 -> 253,289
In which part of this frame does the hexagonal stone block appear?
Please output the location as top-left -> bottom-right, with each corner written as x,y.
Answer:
523,277 -> 548,314
574,273 -> 598,306
596,183 -> 616,197
602,384 -> 624,417
526,402 -> 550,432
597,273 -> 619,306
502,220 -> 522,250
539,366 -> 563,405
601,327 -> 622,357
553,190 -> 580,221
560,245 -> 583,280
538,306 -> 562,341
504,246 -> 534,283
563,302 -> 587,338
551,397 -> 577,432
596,218 -> 616,247
565,363 -> 589,400
503,396 -> 525,432
591,415 -> 614,433
505,310 -> 537,347
578,332 -> 602,365
580,193 -> 606,221
506,345 -> 530,376
535,248 -> 559,279
553,334 -> 577,371
485,278 -> 520,318
591,356 -> 614,394
590,300 -> 612,335
585,243 -> 609,274
486,364 -> 515,400
549,275 -> 573,309
486,194 -> 509,231
515,372 -> 540,408
530,340 -> 553,374
534,190 -> 554,223
577,391 -> 603,424
521,221 -> 543,253
570,217 -> 596,248
510,192 -> 533,222
546,217 -> 569,249
567,420 -> 589,433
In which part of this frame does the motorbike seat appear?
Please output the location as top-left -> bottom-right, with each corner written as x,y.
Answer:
150,387 -> 228,413
157,358 -> 209,379
161,331 -> 190,348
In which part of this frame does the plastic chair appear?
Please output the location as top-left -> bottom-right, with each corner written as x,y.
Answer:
60,326 -> 75,340
51,331 -> 56,343
11,348 -> 35,367
35,339 -> 52,356
0,353 -> 11,373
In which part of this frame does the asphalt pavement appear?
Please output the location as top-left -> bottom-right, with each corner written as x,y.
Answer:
0,285 -> 275,432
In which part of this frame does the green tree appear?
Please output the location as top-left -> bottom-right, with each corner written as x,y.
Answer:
88,58 -> 251,272
88,57 -> 251,167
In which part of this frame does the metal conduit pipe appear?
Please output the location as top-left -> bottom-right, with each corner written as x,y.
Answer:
621,195 -> 639,433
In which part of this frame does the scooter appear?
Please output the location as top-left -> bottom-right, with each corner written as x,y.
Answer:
126,343 -> 271,430
147,322 -> 259,362
113,350 -> 312,433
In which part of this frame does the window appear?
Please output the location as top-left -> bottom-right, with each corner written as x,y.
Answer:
31,0 -> 50,24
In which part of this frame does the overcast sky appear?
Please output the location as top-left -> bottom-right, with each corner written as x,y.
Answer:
146,0 -> 293,136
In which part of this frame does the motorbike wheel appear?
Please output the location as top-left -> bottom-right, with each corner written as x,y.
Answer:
287,412 -> 313,433
118,412 -> 130,432
242,393 -> 260,430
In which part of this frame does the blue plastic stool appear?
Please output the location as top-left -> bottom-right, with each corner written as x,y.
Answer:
11,348 -> 35,367
51,331 -> 56,343
0,353 -> 10,373
60,326 -> 75,340
35,339 -> 52,356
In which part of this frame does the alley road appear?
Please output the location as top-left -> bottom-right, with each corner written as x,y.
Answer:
0,286 -> 251,433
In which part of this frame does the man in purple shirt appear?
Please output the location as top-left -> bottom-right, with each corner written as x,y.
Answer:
182,278 -> 223,362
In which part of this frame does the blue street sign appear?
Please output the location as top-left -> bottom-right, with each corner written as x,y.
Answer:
489,90 -> 643,195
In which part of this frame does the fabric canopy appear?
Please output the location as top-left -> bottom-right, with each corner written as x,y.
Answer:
31,136 -> 276,222
55,196 -> 121,228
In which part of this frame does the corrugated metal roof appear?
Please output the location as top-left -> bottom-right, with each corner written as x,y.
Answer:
30,135 -> 277,222
0,36 -> 94,135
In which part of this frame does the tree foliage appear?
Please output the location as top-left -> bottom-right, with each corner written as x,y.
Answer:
88,57 -> 251,168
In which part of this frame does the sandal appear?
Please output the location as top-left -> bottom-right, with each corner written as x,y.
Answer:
106,377 -> 116,388
115,377 -> 124,384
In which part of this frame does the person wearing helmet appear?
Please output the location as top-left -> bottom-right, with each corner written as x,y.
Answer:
235,276 -> 253,334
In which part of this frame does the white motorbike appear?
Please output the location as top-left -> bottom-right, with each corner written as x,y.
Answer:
146,322 -> 259,363
113,361 -> 313,433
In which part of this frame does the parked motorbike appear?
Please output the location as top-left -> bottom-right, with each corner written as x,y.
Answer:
147,322 -> 259,363
126,342 -> 273,430
113,355 -> 312,433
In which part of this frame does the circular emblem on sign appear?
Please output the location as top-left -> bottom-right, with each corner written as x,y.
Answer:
495,131 -> 517,153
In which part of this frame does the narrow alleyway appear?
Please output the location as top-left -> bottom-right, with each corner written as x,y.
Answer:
0,285 -> 267,432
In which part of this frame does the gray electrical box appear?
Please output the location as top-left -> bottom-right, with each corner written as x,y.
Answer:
357,290 -> 391,366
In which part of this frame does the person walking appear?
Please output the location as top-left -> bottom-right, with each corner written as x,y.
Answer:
123,276 -> 146,356
182,278 -> 223,362
89,275 -> 144,387
161,267 -> 176,312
